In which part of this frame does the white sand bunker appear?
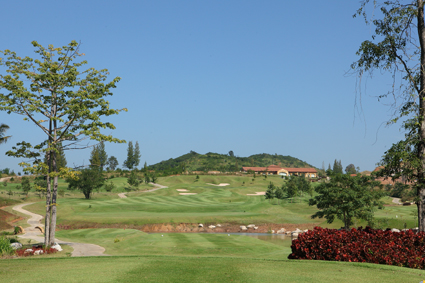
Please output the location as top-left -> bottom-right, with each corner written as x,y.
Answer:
179,193 -> 197,195
207,183 -> 230,187
247,192 -> 266,196
176,189 -> 189,192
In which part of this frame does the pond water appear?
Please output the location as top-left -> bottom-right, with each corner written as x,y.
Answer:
214,232 -> 294,247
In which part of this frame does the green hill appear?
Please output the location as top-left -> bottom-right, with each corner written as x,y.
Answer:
148,151 -> 315,174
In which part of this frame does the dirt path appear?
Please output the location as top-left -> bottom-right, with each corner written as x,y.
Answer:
117,182 -> 167,198
12,203 -> 108,257
145,182 -> 168,192
392,197 -> 402,205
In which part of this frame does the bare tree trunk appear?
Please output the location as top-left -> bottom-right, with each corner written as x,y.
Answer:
44,172 -> 51,246
418,0 -> 425,232
49,175 -> 58,245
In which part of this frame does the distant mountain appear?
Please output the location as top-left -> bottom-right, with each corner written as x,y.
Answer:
148,151 -> 315,174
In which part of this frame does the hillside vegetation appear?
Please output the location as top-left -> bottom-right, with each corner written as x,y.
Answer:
148,152 -> 315,174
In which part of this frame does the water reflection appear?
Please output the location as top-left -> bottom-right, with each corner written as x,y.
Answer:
219,233 -> 293,246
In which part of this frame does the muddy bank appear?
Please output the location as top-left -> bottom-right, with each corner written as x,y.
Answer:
57,222 -> 318,233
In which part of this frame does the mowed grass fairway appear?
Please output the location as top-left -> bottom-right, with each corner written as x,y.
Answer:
22,175 -> 418,229
1,175 -> 423,282
1,255 -> 425,283
24,175 -> 325,227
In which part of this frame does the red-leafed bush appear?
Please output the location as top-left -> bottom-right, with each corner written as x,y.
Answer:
15,247 -> 58,257
288,226 -> 425,269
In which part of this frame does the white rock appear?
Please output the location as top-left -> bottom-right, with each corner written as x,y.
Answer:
25,249 -> 33,253
208,225 -> 216,229
198,224 -> 203,227
247,224 -> 256,228
291,232 -> 299,237
34,250 -> 44,255
10,242 -> 22,250
271,230 -> 275,234
294,228 -> 303,233
391,228 -> 400,233
303,229 -> 308,233
240,226 -> 248,231
51,244 -> 63,251
216,224 -> 222,227
253,226 -> 258,230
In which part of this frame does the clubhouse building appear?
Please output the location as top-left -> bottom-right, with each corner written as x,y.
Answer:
241,165 -> 317,178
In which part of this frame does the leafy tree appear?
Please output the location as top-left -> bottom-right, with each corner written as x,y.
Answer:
275,187 -> 285,204
0,124 -> 11,145
352,1 -> 425,231
309,174 -> 384,230
144,173 -> 151,184
127,170 -> 140,188
104,181 -> 116,192
20,177 -> 31,196
106,156 -> 118,171
67,167 -> 105,199
150,172 -> 158,183
345,164 -> 357,175
265,182 -> 276,203
0,41 -> 126,245
228,150 -> 234,157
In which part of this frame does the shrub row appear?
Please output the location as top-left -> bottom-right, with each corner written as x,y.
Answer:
288,226 -> 425,269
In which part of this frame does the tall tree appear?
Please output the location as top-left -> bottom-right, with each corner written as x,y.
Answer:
333,159 -> 343,174
89,145 -> 101,168
0,41 -> 126,246
0,123 -> 11,145
352,1 -> 425,231
97,141 -> 108,170
133,141 -> 141,169
123,141 -> 134,170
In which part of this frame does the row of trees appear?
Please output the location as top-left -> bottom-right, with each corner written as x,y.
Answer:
265,175 -> 313,203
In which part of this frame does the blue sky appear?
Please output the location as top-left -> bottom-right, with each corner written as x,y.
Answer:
0,1 -> 407,173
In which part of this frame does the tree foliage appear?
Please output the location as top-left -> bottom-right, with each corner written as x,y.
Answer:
123,141 -> 141,170
309,174 -> 384,230
67,167 -> 104,199
106,156 -> 118,171
0,123 -> 11,145
345,164 -> 357,175
0,41 -> 126,245
352,1 -> 425,231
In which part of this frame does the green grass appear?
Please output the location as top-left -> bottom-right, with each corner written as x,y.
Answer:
22,175 -> 326,227
0,255 -> 424,282
55,228 -> 292,259
7,175 -> 416,230
2,175 -> 425,282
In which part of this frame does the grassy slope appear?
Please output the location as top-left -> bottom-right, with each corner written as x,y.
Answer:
23,175 -> 326,227
9,175 -> 416,229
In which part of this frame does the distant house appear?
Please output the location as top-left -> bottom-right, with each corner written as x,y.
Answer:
372,166 -> 412,185
241,165 -> 317,178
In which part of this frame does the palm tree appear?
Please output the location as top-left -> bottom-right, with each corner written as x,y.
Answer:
0,124 -> 11,144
